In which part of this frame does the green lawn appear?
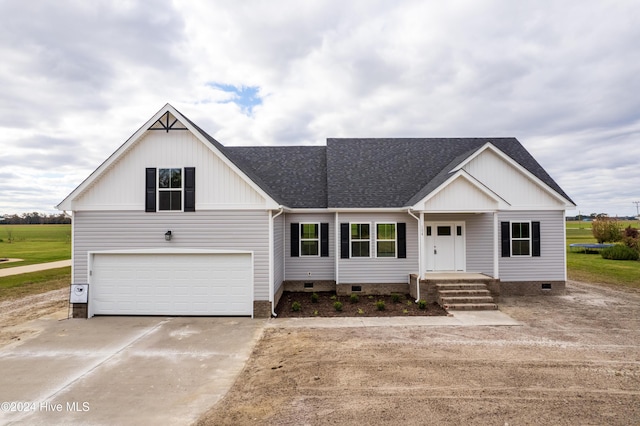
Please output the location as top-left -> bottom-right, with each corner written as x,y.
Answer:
0,267 -> 71,301
0,224 -> 71,268
566,220 -> 640,289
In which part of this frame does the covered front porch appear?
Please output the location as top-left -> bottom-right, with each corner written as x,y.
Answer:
409,272 -> 500,311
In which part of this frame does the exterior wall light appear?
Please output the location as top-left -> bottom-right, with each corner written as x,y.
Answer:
165,230 -> 172,241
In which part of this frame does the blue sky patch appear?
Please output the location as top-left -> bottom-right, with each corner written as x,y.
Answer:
208,83 -> 262,114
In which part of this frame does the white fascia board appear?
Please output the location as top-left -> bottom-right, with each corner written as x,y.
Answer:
451,142 -> 575,208
57,104 -> 174,211
409,170 -> 509,211
89,248 -> 254,255
283,207 -> 410,213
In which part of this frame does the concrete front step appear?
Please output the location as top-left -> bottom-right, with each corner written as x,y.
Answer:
435,281 -> 498,311
435,283 -> 488,291
438,289 -> 491,297
439,296 -> 496,305
442,303 -> 499,311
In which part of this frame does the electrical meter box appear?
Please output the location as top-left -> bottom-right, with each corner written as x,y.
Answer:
70,284 -> 89,303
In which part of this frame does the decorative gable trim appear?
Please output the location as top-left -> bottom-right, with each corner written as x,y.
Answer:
57,104 -> 280,211
410,170 -> 509,212
451,142 -> 575,208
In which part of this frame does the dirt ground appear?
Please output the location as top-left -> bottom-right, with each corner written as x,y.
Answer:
197,280 -> 640,425
2,282 -> 639,425
0,288 -> 69,347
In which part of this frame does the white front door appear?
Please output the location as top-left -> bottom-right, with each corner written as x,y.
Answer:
425,222 -> 466,271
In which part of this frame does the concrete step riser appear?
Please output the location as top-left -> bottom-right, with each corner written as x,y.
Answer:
435,284 -> 488,291
443,303 -> 498,311
438,290 -> 491,297
439,297 -> 495,304
435,282 -> 498,311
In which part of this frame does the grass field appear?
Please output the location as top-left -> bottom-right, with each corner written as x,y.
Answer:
0,267 -> 71,301
566,220 -> 640,289
0,224 -> 71,268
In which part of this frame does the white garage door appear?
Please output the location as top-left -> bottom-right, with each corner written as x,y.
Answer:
90,252 -> 253,316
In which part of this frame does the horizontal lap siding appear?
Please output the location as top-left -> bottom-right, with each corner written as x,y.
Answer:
424,213 -> 494,276
284,213 -> 335,280
73,210 -> 270,300
273,214 -> 285,293
338,212 -> 418,284
498,210 -> 566,281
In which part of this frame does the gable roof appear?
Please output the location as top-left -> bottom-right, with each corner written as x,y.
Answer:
58,104 -> 575,211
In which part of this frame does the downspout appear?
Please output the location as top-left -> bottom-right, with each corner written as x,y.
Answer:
270,207 -> 284,317
407,209 -> 421,302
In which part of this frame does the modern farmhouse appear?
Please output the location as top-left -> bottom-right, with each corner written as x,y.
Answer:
57,104 -> 575,318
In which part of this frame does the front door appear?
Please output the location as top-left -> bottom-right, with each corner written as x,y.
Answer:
425,222 -> 465,271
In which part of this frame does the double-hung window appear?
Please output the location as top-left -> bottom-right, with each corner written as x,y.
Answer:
376,223 -> 397,258
300,223 -> 320,256
511,222 -> 531,256
350,223 -> 370,257
158,168 -> 182,211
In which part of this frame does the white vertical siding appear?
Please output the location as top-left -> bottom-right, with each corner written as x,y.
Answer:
73,130 -> 266,210
273,213 -> 285,293
423,176 -> 499,211
73,210 -> 270,300
498,210 -> 566,281
463,149 -> 564,208
338,212 -> 419,284
284,213 -> 335,280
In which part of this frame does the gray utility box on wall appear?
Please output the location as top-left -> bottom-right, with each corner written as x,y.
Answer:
70,284 -> 89,304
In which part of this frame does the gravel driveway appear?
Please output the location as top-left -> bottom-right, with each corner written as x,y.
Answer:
197,280 -> 640,425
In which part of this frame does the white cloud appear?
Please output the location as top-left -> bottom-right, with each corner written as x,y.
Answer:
0,0 -> 639,216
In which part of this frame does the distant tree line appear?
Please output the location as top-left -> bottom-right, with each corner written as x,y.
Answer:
0,212 -> 71,225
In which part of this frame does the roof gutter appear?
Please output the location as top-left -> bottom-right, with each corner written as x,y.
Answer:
407,209 -> 421,302
269,207 -> 285,317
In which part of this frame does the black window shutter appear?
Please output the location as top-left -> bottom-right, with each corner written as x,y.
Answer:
501,222 -> 510,257
184,167 -> 196,212
290,223 -> 299,257
532,221 -> 541,257
320,223 -> 329,257
397,223 -> 406,259
340,223 -> 350,259
145,168 -> 156,212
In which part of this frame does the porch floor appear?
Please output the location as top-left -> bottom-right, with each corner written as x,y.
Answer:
422,272 -> 493,280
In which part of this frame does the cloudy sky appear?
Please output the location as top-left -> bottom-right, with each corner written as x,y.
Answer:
1,0 -> 639,217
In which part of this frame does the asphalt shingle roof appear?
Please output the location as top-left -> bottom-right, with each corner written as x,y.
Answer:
187,117 -> 573,209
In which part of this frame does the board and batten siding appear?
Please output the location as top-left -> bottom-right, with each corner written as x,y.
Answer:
273,213 -> 285,293
337,212 -> 418,284
424,213 -> 495,276
73,130 -> 266,210
498,210 -> 566,281
284,213 -> 335,281
462,148 -> 565,208
72,210 -> 270,300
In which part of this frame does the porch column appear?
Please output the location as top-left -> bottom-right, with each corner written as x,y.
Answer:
493,211 -> 499,279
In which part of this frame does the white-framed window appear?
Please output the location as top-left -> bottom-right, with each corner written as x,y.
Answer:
300,223 -> 320,256
511,221 -> 531,256
350,223 -> 371,258
376,222 -> 397,258
158,168 -> 183,211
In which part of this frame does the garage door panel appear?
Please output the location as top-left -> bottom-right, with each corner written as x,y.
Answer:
91,253 -> 252,316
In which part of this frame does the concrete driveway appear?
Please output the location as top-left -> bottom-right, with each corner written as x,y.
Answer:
0,316 -> 264,425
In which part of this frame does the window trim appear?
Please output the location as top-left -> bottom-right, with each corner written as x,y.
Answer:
375,222 -> 398,259
300,223 -> 320,257
157,167 -> 184,212
510,221 -> 532,257
349,222 -> 372,258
